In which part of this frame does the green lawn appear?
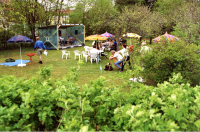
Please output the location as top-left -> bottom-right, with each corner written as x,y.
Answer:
0,40 -> 133,87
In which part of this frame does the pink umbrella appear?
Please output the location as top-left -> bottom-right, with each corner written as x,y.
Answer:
101,32 -> 115,37
153,32 -> 180,43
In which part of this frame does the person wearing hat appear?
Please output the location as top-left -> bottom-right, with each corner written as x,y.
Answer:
140,41 -> 149,55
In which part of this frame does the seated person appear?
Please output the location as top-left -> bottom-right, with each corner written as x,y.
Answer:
59,35 -> 65,46
89,45 -> 100,61
109,50 -> 123,72
97,42 -> 102,50
68,34 -> 76,44
111,37 -> 113,41
105,39 -> 111,51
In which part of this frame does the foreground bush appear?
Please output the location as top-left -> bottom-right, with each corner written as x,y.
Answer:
141,41 -> 200,86
1,66 -> 200,131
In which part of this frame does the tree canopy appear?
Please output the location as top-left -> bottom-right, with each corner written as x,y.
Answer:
0,0 -> 200,46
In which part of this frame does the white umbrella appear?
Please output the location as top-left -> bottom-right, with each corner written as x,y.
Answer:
123,33 -> 141,45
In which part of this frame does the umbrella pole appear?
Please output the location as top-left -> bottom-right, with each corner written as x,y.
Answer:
20,45 -> 22,64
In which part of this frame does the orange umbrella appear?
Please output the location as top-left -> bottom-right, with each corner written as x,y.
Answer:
85,34 -> 107,40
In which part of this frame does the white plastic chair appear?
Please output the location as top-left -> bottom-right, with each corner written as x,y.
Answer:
74,50 -> 82,60
90,53 -> 98,64
86,47 -> 93,54
84,46 -> 89,50
82,51 -> 88,62
62,50 -> 70,59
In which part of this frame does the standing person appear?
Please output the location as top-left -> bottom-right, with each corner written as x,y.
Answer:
34,37 -> 47,64
118,44 -> 128,57
117,44 -> 131,71
140,41 -> 149,55
109,50 -> 123,72
113,39 -> 117,51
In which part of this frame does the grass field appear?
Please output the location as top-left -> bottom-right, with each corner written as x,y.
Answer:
0,40 -> 137,87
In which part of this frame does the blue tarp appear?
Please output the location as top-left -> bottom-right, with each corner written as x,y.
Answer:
0,60 -> 30,66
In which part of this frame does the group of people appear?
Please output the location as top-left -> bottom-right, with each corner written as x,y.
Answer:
34,36 -> 148,71
101,38 -> 117,51
109,44 -> 130,72
59,34 -> 77,46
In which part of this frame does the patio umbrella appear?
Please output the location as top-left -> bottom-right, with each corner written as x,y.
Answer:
7,35 -> 33,67
122,33 -> 141,45
153,32 -> 180,43
85,34 -> 107,40
101,32 -> 115,38
123,33 -> 141,38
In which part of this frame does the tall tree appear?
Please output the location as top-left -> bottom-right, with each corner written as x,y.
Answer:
153,0 -> 183,33
108,5 -> 165,50
114,0 -> 156,12
138,6 -> 165,43
87,0 -> 116,34
172,1 -> 200,44
69,0 -> 115,35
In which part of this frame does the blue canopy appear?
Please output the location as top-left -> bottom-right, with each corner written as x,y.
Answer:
7,35 -> 33,43
6,35 -> 33,66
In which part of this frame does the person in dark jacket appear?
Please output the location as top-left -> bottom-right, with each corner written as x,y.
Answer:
34,37 -> 47,64
113,39 -> 117,51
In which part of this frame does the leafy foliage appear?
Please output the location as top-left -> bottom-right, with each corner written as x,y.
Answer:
140,41 -> 200,86
1,64 -> 200,131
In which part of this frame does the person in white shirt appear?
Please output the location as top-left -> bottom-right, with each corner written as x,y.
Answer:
140,41 -> 149,55
117,44 -> 131,71
106,40 -> 111,51
59,35 -> 65,46
89,45 -> 100,61
90,45 -> 99,54
109,50 -> 123,72
117,44 -> 128,57
92,41 -> 95,45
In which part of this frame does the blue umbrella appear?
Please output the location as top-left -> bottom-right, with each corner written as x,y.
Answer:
7,35 -> 33,66
7,35 -> 33,43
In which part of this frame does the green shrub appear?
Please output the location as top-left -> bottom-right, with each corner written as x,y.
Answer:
2,65 -> 200,131
140,41 -> 200,86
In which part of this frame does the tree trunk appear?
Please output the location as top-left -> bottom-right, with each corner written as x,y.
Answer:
57,0 -> 64,24
116,29 -> 122,51
150,36 -> 152,44
32,0 -> 37,42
